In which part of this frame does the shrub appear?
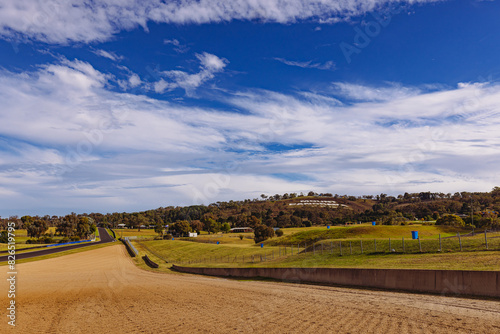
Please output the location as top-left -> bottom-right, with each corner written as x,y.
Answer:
36,236 -> 55,244
164,234 -> 173,240
239,234 -> 244,240
59,237 -> 70,244
275,229 -> 284,237
70,236 -> 80,241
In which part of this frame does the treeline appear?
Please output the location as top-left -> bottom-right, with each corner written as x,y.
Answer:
0,213 -> 97,243
2,188 -> 500,238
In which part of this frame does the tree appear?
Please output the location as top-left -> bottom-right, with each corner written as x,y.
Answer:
76,217 -> 91,239
436,214 -> 465,227
26,219 -> 48,238
221,222 -> 231,233
154,222 -> 164,237
172,220 -> 192,236
253,224 -> 275,243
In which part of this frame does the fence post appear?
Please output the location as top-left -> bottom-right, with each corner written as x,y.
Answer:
389,238 -> 391,251
374,239 -> 377,252
330,241 -> 333,254
340,241 -> 343,256
350,241 -> 352,255
439,234 -> 441,252
402,237 -> 405,253
485,230 -> 488,250
458,232 -> 462,251
361,240 -> 363,254
418,237 -> 422,252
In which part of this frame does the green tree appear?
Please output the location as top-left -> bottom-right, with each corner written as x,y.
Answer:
172,220 -> 192,236
253,224 -> 275,243
221,222 -> 231,233
76,217 -> 91,239
436,214 -> 465,227
154,222 -> 164,237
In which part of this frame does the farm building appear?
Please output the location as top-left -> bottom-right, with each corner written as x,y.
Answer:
230,227 -> 254,233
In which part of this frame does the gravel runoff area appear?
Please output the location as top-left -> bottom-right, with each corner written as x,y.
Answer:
0,227 -> 114,262
1,244 -> 499,333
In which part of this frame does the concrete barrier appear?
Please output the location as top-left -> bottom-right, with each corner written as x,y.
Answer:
121,237 -> 138,257
171,266 -> 500,299
143,254 -> 159,268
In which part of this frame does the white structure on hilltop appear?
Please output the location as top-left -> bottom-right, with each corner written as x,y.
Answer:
288,200 -> 349,208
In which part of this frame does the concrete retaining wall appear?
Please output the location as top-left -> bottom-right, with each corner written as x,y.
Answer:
171,266 -> 500,298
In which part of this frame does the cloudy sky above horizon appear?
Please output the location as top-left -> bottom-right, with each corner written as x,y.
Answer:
1,0 -> 500,216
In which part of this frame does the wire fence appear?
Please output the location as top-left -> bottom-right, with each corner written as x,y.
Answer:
172,231 -> 500,265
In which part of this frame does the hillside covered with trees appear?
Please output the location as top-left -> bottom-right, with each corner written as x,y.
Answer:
2,188 -> 500,243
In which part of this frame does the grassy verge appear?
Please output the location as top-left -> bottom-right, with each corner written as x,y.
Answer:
133,233 -> 500,271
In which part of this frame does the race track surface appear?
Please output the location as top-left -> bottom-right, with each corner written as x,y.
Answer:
1,244 -> 499,333
0,227 -> 114,262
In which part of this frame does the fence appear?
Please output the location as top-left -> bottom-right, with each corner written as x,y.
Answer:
172,231 -> 500,265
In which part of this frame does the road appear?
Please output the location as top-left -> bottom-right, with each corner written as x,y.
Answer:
0,227 -> 114,262
1,244 -> 499,333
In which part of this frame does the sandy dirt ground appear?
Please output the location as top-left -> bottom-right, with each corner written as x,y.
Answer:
1,244 -> 500,334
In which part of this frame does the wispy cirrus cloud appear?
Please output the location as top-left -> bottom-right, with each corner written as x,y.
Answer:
164,39 -> 190,53
274,58 -> 336,71
0,0 -> 440,44
92,49 -> 124,62
1,58 -> 499,215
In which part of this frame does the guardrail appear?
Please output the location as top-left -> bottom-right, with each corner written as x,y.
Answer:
122,237 -> 138,257
109,228 -> 117,239
142,254 -> 159,268
46,239 -> 92,247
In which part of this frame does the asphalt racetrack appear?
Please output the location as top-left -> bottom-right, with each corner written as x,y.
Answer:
0,227 -> 114,262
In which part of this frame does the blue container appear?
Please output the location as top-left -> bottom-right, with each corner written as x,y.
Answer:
327,225 -> 330,229
411,231 -> 419,240
372,221 -> 376,226
172,238 -> 174,241
216,241 -> 220,245
260,243 -> 264,248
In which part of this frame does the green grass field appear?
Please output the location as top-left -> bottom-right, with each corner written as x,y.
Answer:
267,224 -> 469,246
113,228 -> 158,239
131,225 -> 500,272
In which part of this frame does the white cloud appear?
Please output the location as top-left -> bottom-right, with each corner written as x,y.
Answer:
274,58 -> 336,71
164,38 -> 189,53
2,59 -> 500,215
154,52 -> 228,95
92,49 -> 124,61
0,0 -> 440,44
331,82 -> 421,101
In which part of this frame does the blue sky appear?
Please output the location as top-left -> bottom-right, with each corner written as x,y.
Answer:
1,0 -> 500,216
